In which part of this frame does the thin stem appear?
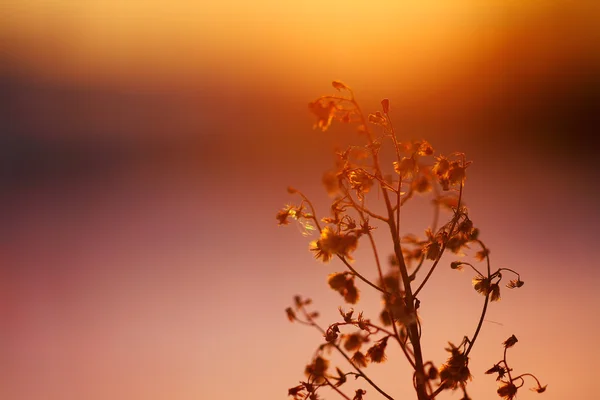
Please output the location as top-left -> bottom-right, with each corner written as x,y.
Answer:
428,384 -> 445,399
514,373 -> 543,388
413,181 -> 464,297
497,268 -> 521,277
352,98 -> 428,400
324,377 -> 351,400
297,191 -> 323,232
338,256 -> 386,294
408,256 -> 425,282
460,262 -> 485,277
465,240 -> 492,357
385,111 -> 403,239
346,188 -> 415,369
299,305 -> 395,400
503,346 -> 513,382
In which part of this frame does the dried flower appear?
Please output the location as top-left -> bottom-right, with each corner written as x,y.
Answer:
432,156 -> 450,176
328,272 -> 349,290
332,80 -> 349,91
412,175 -> 432,193
325,325 -> 340,342
393,157 -> 417,178
532,384 -> 547,393
343,332 -> 365,352
305,356 -> 329,383
497,382 -> 518,399
448,162 -> 466,185
276,206 -> 293,226
353,389 -> 367,400
351,351 -> 368,367
288,384 -> 304,397
472,275 -> 491,296
506,279 -> 524,289
309,226 -> 359,263
366,337 -> 388,363
309,100 -> 336,131
439,342 -> 471,389
381,98 -> 390,113
451,261 -> 464,270
475,248 -> 490,261
286,307 -> 296,322
490,283 -> 501,302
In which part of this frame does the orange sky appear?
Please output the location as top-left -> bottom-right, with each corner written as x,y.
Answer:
2,1 -> 599,399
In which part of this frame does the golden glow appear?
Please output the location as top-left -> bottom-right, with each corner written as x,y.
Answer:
6,0 -> 596,89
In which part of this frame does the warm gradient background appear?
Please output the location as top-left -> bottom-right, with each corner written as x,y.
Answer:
2,1 -> 599,399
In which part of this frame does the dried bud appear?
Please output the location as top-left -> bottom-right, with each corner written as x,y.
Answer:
381,98 -> 390,113
332,80 -> 349,91
532,384 -> 547,393
285,307 -> 296,322
503,334 -> 518,348
325,325 -> 340,342
450,261 -> 464,270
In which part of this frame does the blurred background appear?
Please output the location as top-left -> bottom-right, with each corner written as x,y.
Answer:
2,1 -> 599,399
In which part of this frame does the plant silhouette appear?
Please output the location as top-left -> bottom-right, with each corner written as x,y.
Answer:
277,82 -> 545,400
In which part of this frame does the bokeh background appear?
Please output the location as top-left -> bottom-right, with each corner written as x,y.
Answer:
2,1 -> 599,399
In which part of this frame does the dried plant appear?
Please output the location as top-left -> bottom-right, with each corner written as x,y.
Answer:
277,81 -> 545,400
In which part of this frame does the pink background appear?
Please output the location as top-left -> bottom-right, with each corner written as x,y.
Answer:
2,1 -> 598,399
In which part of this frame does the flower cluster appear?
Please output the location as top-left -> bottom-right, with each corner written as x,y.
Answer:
485,335 -> 547,400
278,82 -> 545,400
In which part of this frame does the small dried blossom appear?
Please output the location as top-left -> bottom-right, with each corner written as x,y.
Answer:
343,332 -> 366,352
328,272 -> 350,291
412,175 -> 432,193
305,356 -> 329,384
366,337 -> 388,363
325,325 -> 340,342
332,80 -> 350,91
309,100 -> 337,131
497,382 -> 518,400
451,261 -> 464,270
472,275 -> 491,296
475,248 -> 490,261
485,364 -> 503,375
286,307 -> 296,322
393,156 -> 417,178
288,384 -> 304,398
334,367 -> 347,386
309,226 -> 359,263
448,162 -> 466,185
381,98 -> 390,113
353,389 -> 367,400
439,342 -> 471,390
351,351 -> 368,367
432,155 -> 450,176
506,279 -> 525,289
490,283 -> 501,302
532,384 -> 547,393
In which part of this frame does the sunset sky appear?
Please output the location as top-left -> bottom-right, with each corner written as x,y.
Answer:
2,1 -> 599,399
